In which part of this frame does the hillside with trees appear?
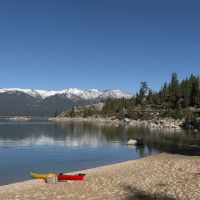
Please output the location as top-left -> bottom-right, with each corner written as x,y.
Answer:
61,73 -> 200,128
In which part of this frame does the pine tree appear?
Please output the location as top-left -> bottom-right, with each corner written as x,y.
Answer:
180,78 -> 190,107
147,89 -> 153,104
135,92 -> 140,105
169,73 -> 181,109
160,82 -> 169,103
152,92 -> 160,105
189,74 -> 200,107
138,81 -> 148,104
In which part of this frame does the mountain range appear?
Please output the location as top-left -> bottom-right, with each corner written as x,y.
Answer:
0,88 -> 133,116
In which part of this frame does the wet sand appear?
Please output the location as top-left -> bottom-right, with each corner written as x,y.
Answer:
0,153 -> 200,200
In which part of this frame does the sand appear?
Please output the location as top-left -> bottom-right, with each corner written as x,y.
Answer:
0,153 -> 200,200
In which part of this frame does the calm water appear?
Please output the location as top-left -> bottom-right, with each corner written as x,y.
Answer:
0,118 -> 200,185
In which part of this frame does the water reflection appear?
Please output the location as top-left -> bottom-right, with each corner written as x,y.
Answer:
0,121 -> 200,152
0,120 -> 200,185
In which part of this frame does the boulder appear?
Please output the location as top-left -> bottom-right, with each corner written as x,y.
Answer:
127,139 -> 144,145
127,139 -> 138,145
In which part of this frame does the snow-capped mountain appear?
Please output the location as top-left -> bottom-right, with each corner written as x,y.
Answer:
0,87 -> 133,116
0,88 -> 132,100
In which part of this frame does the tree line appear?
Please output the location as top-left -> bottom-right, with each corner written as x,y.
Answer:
102,73 -> 200,121
63,73 -> 200,124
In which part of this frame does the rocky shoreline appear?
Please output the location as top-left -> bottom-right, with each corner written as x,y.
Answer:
49,116 -> 199,131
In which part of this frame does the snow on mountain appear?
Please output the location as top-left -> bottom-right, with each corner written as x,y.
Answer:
99,89 -> 132,99
0,88 -> 132,100
0,88 -> 40,98
34,89 -> 59,99
35,88 -> 103,99
64,88 -> 103,99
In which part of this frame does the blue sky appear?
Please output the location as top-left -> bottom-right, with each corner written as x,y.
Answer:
0,0 -> 200,93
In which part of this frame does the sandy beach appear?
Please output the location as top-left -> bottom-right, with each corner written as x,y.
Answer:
0,153 -> 200,200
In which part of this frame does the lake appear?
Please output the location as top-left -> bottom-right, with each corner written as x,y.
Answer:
0,118 -> 200,186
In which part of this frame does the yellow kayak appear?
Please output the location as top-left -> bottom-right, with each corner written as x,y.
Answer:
30,172 -> 57,179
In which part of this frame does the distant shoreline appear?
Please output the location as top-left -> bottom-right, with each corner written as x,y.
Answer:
0,116 -> 32,121
0,116 -> 50,121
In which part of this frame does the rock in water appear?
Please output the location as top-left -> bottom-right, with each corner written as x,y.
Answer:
127,139 -> 138,145
127,139 -> 144,145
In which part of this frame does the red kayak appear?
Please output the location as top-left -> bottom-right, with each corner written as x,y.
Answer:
57,173 -> 86,181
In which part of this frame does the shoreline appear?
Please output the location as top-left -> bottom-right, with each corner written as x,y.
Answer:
0,153 -> 200,200
0,154 -> 151,187
0,116 -> 198,131
49,116 -> 187,130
